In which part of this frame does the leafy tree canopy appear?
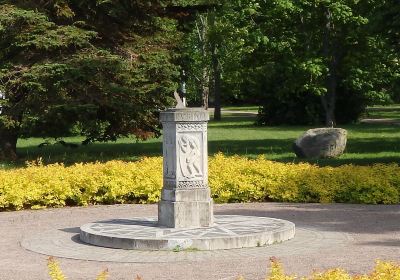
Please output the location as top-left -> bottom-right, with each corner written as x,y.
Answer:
182,0 -> 399,125
0,0 -> 202,160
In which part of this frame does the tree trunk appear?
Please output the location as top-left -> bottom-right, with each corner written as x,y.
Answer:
197,15 -> 210,110
201,68 -> 210,109
322,8 -> 338,127
0,130 -> 18,161
210,12 -> 222,121
212,47 -> 222,121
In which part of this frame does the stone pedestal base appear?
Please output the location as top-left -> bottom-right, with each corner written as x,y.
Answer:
158,188 -> 213,228
79,215 -> 295,251
158,200 -> 213,228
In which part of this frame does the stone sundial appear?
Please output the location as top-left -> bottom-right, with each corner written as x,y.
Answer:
79,93 -> 295,250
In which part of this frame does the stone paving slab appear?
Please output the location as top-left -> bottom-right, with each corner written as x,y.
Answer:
0,203 -> 399,280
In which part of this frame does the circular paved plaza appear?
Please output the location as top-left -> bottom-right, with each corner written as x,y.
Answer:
22,225 -> 345,263
0,203 -> 399,279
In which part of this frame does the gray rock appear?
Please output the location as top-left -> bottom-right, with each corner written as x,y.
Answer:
293,128 -> 347,158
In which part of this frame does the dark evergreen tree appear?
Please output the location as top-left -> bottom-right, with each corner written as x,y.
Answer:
0,1 -> 206,160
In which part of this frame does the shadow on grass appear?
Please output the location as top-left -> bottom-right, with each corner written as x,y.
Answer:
346,138 -> 400,153
16,141 -> 163,166
277,156 -> 400,166
209,138 -> 400,166
209,138 -> 294,155
347,125 -> 400,134
5,116 -> 400,167
11,136 -> 400,167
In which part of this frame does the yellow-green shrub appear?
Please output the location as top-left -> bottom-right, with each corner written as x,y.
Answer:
0,157 -> 163,210
47,257 -> 400,280
209,154 -> 400,204
264,259 -> 400,280
0,154 -> 399,211
48,257 -> 109,280
47,257 -> 67,280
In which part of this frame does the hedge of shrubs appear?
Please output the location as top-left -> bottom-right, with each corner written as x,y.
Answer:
262,259 -> 400,280
47,257 -> 400,280
0,154 -> 399,211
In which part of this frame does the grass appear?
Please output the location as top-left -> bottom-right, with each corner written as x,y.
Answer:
17,136 -> 160,165
365,105 -> 400,120
222,105 -> 259,112
208,114 -> 400,166
4,105 -> 400,168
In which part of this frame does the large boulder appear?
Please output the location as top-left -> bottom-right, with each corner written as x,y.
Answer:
293,128 -> 347,159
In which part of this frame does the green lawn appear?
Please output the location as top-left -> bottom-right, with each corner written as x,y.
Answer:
2,105 -> 399,168
222,104 -> 400,119
5,106 -> 399,168
209,114 -> 400,166
365,105 -> 400,120
222,105 -> 259,112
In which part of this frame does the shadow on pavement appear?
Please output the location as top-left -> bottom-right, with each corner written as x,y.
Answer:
215,203 -> 400,235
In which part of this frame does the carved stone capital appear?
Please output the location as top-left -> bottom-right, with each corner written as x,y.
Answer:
160,108 -> 209,123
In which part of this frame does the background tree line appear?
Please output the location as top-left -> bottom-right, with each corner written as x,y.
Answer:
182,0 -> 399,125
0,0 -> 399,160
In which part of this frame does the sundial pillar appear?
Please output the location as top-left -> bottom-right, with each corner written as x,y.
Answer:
79,103 -> 294,251
158,108 -> 214,228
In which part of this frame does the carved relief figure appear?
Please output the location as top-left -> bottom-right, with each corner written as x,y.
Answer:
178,135 -> 202,179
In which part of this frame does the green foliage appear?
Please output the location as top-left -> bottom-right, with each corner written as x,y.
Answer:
250,0 -> 397,125
0,1 -> 183,160
182,0 -> 399,125
182,0 -> 257,105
